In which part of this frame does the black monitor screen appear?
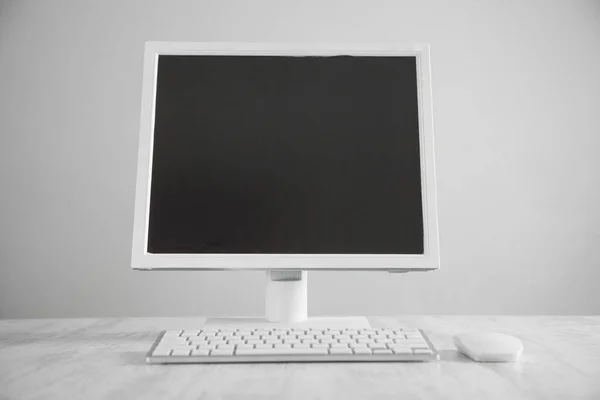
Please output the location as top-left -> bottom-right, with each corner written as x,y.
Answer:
148,54 -> 423,254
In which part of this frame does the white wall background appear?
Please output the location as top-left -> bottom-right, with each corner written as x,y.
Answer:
1,0 -> 599,318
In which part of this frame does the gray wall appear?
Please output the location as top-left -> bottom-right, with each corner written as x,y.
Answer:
1,0 -> 599,319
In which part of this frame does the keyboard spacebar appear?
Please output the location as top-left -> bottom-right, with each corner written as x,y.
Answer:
235,348 -> 329,356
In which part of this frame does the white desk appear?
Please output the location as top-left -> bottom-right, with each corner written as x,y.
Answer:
1,316 -> 599,399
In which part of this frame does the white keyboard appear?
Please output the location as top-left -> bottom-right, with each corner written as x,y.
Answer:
147,327 -> 439,363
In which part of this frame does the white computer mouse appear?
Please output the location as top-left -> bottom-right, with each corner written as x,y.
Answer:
453,332 -> 523,362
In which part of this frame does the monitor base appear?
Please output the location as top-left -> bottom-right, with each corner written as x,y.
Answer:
204,316 -> 371,329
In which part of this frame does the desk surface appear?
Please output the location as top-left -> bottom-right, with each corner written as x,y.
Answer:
1,316 -> 599,400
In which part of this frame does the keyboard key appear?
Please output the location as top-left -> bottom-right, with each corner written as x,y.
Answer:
292,344 -> 311,349
316,334 -> 334,340
392,348 -> 413,355
367,343 -> 387,350
405,332 -> 422,336
152,348 -> 172,356
212,349 -> 234,356
312,343 -> 330,349
170,344 -> 194,350
255,344 -> 274,349
162,341 -> 185,346
373,349 -> 393,355
191,349 -> 211,356
330,348 -> 353,355
166,337 -> 188,342
359,329 -> 376,335
170,343 -> 191,349
330,343 -> 349,348
171,349 -> 192,356
389,343 -> 411,350
236,348 -> 329,356
353,347 -> 372,355
319,338 -> 337,344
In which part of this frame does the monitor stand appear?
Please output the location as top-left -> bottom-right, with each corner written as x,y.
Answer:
205,271 -> 371,329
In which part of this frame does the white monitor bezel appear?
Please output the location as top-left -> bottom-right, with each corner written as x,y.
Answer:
131,42 -> 439,271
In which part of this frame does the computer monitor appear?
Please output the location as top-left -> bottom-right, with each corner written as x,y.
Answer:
131,42 -> 439,322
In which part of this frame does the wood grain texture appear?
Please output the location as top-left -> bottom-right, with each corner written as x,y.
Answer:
0,317 -> 599,400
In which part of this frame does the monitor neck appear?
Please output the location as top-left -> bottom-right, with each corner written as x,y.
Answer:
265,270 -> 307,323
